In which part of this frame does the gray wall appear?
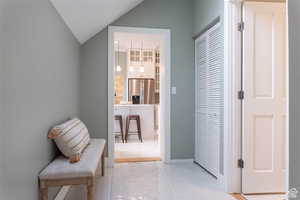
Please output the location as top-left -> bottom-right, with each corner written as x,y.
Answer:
0,0 -> 5,197
80,0 -> 195,159
289,0 -> 300,195
1,0 -> 80,199
193,0 -> 224,36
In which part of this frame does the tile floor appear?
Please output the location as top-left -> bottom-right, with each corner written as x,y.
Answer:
114,139 -> 160,159
65,161 -> 236,200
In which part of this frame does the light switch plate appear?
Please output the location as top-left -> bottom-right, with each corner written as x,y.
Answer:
171,87 -> 177,95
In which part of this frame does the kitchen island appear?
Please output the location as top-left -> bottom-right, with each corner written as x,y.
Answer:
114,104 -> 157,140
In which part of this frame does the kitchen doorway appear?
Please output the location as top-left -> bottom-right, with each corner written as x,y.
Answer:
107,26 -> 171,167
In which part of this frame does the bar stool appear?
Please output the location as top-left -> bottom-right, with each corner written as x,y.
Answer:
114,115 -> 124,143
125,115 -> 142,143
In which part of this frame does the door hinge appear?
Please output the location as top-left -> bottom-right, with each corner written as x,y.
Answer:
238,90 -> 245,100
238,159 -> 244,168
238,22 -> 245,32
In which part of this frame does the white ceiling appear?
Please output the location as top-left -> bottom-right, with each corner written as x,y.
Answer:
50,0 -> 144,44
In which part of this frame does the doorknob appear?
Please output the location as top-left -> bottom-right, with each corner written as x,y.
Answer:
289,188 -> 298,199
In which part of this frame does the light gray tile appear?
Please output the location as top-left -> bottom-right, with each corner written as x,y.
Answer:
66,162 -> 235,200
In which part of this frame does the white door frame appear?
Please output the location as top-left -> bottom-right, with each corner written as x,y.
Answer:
223,0 -> 289,195
107,26 -> 171,167
223,0 -> 243,193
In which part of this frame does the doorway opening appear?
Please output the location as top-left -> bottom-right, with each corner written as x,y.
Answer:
108,26 -> 171,167
224,1 -> 289,199
113,32 -> 162,163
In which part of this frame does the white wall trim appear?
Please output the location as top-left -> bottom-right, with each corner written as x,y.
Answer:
285,1 -> 290,198
224,0 -> 243,193
107,26 -> 171,167
108,26 -> 114,168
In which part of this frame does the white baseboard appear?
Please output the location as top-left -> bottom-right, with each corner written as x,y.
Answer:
168,159 -> 194,163
108,157 -> 194,165
54,186 -> 71,200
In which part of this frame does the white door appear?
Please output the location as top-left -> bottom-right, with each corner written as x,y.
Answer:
195,22 -> 223,178
195,35 -> 209,173
242,2 -> 287,194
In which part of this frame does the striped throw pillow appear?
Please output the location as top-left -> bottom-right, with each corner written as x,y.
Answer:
48,118 -> 91,163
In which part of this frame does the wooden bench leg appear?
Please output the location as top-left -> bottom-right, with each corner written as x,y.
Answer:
87,185 -> 93,200
87,178 -> 94,200
101,153 -> 105,176
41,188 -> 48,200
40,181 -> 48,200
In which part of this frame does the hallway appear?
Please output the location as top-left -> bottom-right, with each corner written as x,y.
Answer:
66,162 -> 235,200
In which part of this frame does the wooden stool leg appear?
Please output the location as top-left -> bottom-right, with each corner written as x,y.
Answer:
101,153 -> 105,176
137,117 -> 142,142
119,117 -> 124,143
125,116 -> 130,143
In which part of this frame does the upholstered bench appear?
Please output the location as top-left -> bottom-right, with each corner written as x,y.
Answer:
39,139 -> 106,200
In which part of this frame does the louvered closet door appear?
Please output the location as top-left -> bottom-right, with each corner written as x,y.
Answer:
195,22 -> 223,178
195,36 -> 208,169
207,25 -> 223,176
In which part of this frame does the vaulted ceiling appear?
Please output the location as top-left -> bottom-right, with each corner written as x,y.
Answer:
50,0 -> 144,44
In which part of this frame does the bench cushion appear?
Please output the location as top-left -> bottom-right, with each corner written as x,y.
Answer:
39,139 -> 105,180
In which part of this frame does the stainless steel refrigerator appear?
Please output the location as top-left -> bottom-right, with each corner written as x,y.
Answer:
128,78 -> 155,104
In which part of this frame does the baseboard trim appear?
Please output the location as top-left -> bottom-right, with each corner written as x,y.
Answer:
169,159 -> 194,163
115,157 -> 162,163
54,186 -> 71,200
194,161 -> 218,179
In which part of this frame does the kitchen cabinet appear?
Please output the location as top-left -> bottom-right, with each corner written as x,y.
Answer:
127,49 -> 155,79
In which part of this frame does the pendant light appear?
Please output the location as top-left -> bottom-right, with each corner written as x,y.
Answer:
140,41 -> 145,73
129,40 -> 134,72
115,41 -> 122,72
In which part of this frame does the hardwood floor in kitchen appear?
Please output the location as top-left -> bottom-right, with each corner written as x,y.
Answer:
114,138 -> 160,162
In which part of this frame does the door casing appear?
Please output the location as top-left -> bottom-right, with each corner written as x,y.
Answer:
107,26 -> 171,167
